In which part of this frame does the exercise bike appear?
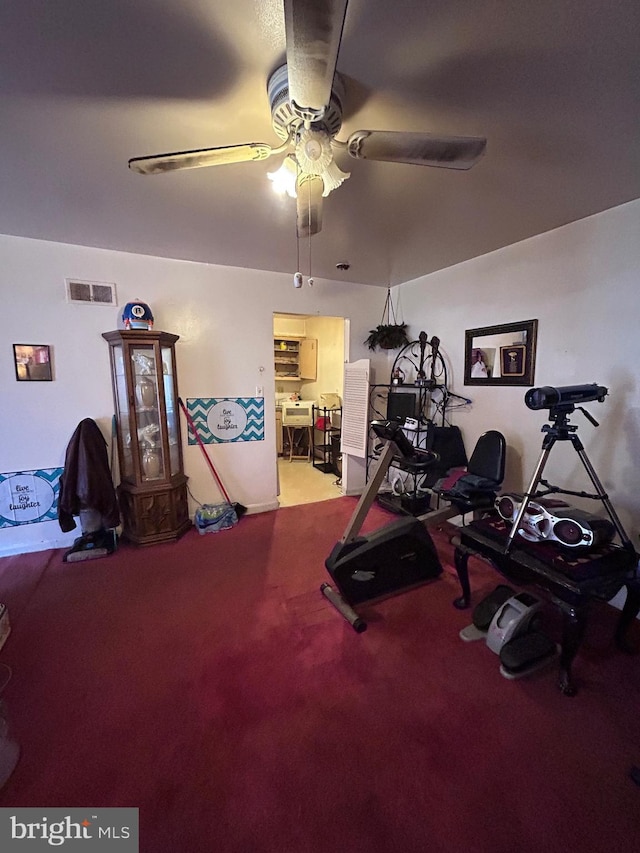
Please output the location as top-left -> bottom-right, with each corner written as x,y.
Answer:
322,420 -> 443,630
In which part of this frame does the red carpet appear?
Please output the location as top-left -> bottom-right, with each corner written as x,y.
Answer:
0,497 -> 639,852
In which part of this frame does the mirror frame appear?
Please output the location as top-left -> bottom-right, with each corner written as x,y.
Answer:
464,319 -> 538,386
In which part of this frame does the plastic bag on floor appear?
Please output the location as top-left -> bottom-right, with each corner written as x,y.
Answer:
194,503 -> 238,534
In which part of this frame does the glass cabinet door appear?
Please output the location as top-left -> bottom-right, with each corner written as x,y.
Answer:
131,346 -> 166,481
161,345 -> 180,476
112,343 -> 134,480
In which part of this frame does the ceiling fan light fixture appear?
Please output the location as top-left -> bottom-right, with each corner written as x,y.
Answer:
267,145 -> 349,201
293,127 -> 350,196
320,158 -> 350,196
267,155 -> 298,198
295,128 -> 333,174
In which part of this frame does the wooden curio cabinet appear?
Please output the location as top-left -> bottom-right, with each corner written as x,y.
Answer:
102,330 -> 191,546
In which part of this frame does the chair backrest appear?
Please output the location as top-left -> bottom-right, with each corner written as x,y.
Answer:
466,430 -> 506,484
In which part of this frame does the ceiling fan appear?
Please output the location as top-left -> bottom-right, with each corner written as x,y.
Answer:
128,0 -> 487,238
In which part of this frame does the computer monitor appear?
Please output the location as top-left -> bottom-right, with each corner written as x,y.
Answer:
386,391 -> 418,423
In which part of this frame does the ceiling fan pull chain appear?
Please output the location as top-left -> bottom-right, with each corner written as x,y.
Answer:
296,211 -> 300,273
293,158 -> 302,288
308,185 -> 312,283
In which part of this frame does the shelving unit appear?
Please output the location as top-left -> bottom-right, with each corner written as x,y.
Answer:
274,337 -> 317,382
368,384 -> 437,515
102,329 -> 191,545
366,334 -> 467,516
312,406 -> 342,475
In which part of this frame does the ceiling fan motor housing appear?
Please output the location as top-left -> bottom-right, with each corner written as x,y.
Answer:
268,64 -> 345,141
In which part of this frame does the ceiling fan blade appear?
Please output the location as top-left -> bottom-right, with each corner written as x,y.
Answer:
284,0 -> 348,122
128,142 -> 276,175
346,131 -> 487,170
296,174 -> 324,238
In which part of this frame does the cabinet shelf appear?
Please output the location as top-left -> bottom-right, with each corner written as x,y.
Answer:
274,337 -> 317,381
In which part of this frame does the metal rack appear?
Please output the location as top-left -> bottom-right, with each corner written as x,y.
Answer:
312,406 -> 342,475
368,384 -> 439,514
366,333 -> 467,516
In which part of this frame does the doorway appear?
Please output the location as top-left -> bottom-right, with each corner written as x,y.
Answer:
274,312 -> 346,507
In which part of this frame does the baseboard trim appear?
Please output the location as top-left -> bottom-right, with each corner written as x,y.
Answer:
247,501 -> 279,514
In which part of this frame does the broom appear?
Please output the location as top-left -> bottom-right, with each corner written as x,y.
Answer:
178,398 -> 247,519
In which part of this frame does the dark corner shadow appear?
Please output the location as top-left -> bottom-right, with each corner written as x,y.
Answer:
0,0 -> 240,100
400,45 -> 617,113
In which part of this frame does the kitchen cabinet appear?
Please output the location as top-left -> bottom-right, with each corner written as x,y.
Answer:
299,338 -> 317,379
274,337 -> 317,381
102,329 -> 191,546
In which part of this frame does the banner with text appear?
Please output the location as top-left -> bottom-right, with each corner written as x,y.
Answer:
0,468 -> 63,528
186,398 -> 264,443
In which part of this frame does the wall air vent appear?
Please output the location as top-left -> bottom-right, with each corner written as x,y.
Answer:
65,278 -> 117,306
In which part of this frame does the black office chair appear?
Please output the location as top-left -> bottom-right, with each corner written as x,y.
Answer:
425,430 -> 506,523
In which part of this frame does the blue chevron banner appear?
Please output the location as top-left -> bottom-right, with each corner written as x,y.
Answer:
186,398 -> 264,443
0,467 -> 63,528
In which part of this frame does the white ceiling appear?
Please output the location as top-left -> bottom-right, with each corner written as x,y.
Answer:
1,0 -> 638,287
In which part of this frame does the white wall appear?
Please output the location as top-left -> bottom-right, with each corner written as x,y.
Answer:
395,198 -> 640,543
3,198 -> 637,556
301,315 -> 345,403
0,235 -> 386,555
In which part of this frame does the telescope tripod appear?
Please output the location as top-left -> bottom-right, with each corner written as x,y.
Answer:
505,404 -> 634,554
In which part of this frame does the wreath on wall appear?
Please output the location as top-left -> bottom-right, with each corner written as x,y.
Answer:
364,288 -> 410,351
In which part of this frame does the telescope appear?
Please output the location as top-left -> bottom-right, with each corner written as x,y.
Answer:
524,383 -> 608,411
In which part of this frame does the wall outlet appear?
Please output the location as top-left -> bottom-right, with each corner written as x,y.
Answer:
256,385 -> 264,397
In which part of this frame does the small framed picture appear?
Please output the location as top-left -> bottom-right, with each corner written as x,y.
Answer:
13,344 -> 53,382
500,344 -> 527,377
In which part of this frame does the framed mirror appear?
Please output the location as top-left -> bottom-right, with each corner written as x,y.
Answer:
464,319 -> 538,386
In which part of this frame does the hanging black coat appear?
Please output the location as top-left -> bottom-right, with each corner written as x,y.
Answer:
57,418 -> 120,533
